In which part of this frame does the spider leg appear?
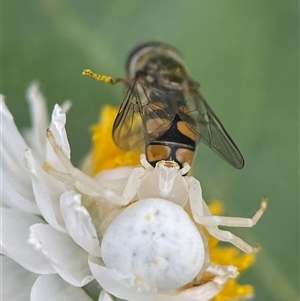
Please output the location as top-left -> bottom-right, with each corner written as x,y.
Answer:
186,176 -> 211,218
205,226 -> 260,253
196,198 -> 267,227
121,166 -> 146,201
187,176 -> 266,253
45,129 -> 130,205
180,162 -> 191,176
140,153 -> 153,169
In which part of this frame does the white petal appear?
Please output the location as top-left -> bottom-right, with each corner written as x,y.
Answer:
23,82 -> 49,162
0,98 -> 37,212
60,191 -> 101,256
98,290 -> 114,301
1,208 -> 55,274
29,224 -> 93,287
46,104 -> 71,168
178,283 -> 220,301
49,104 -> 70,156
89,256 -> 192,301
2,178 -> 40,214
178,263 -> 238,300
2,255 -> 39,301
206,262 -> 238,278
31,274 -> 94,301
23,149 -> 66,232
0,96 -> 28,151
101,198 -> 207,290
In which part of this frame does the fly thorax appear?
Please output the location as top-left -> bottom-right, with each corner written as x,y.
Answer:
138,161 -> 188,207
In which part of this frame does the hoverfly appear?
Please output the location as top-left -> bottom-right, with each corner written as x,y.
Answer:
83,41 -> 245,170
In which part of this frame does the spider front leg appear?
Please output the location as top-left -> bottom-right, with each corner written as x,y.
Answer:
45,129 -> 131,206
120,166 -> 146,202
186,176 -> 267,253
196,198 -> 267,228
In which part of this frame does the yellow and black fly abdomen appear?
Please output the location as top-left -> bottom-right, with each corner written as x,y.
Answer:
146,114 -> 196,169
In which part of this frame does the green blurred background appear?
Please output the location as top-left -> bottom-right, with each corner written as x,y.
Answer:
2,0 -> 299,300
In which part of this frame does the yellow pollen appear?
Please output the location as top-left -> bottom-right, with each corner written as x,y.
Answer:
134,274 -> 145,283
152,258 -> 159,265
145,214 -> 152,221
43,161 -> 52,169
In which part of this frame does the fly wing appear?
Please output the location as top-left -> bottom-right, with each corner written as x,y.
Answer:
178,90 -> 245,169
140,84 -> 176,143
113,79 -> 175,150
112,81 -> 145,150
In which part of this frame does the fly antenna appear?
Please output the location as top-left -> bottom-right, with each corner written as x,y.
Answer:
82,69 -> 121,85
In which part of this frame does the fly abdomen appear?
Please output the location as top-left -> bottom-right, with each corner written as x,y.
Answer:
146,114 -> 196,169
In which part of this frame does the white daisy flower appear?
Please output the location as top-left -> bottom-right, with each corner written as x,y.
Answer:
1,83 -> 100,301
1,83 -> 257,301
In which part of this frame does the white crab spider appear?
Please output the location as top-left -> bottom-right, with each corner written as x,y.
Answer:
45,129 -> 267,254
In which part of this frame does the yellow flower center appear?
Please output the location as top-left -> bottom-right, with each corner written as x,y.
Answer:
83,106 -> 141,175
